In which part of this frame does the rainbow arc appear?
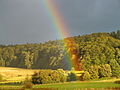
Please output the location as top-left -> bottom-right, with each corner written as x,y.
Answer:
43,0 -> 80,70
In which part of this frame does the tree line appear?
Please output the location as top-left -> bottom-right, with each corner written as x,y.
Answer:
0,30 -> 120,78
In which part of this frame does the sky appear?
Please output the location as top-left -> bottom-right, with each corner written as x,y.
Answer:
0,0 -> 120,44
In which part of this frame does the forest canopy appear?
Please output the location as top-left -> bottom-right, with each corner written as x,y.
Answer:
0,30 -> 120,77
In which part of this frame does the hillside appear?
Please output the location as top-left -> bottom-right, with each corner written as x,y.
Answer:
0,67 -> 40,83
0,30 -> 120,77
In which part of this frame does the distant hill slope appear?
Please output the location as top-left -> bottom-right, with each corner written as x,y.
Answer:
0,67 -> 40,83
0,67 -> 39,77
0,30 -> 120,77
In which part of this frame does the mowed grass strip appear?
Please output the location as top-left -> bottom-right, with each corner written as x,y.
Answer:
33,82 -> 120,90
0,82 -> 120,90
0,85 -> 22,88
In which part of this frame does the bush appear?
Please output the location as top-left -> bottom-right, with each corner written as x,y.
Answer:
109,59 -> 120,78
99,64 -> 112,78
32,70 -> 67,84
67,72 -> 77,81
54,69 -> 67,83
114,80 -> 120,84
82,71 -> 90,81
23,81 -> 33,89
88,65 -> 99,79
0,74 -> 3,82
22,75 -> 33,89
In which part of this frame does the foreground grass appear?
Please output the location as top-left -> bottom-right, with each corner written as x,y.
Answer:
0,67 -> 120,90
33,82 -> 120,90
0,82 -> 120,90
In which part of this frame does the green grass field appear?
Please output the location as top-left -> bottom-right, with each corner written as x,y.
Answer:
33,82 -> 120,90
0,82 -> 120,90
0,67 -> 120,90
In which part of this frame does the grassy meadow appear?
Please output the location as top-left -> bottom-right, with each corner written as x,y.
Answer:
0,67 -> 40,84
0,67 -> 84,84
0,82 -> 120,90
34,82 -> 120,90
0,67 -> 120,90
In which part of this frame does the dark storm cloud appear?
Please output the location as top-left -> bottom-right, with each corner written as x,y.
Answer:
55,0 -> 120,35
0,0 -> 120,44
0,0 -> 58,44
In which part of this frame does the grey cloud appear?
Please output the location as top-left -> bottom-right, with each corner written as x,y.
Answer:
0,0 -> 120,44
55,0 -> 120,35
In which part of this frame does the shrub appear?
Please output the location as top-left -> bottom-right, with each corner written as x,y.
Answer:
67,72 -> 77,81
82,71 -> 90,81
0,74 -> 3,82
32,70 -> 67,84
88,65 -> 99,79
99,64 -> 112,78
56,69 -> 67,82
114,80 -> 120,84
23,81 -> 33,89
23,75 -> 33,89
109,59 -> 120,78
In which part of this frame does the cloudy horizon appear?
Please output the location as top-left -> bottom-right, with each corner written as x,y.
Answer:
0,0 -> 120,44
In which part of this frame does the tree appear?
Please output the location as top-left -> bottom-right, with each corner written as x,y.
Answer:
0,31 -> 120,79
22,51 -> 33,69
32,70 -> 67,84
109,59 -> 120,78
99,64 -> 112,78
56,69 -> 67,82
0,57 -> 5,66
32,71 -> 41,84
88,65 -> 99,79
67,72 -> 77,81
0,74 -> 3,82
115,48 -> 120,65
82,71 -> 90,81
110,30 -> 120,40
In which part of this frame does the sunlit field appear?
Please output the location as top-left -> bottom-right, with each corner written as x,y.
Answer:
0,67 -> 120,90
34,82 -> 120,90
0,67 -> 84,84
0,82 -> 120,90
0,67 -> 40,84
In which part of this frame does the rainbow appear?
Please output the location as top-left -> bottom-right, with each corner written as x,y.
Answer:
43,0 -> 80,70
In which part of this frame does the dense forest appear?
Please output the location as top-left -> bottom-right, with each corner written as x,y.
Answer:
0,30 -> 120,77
